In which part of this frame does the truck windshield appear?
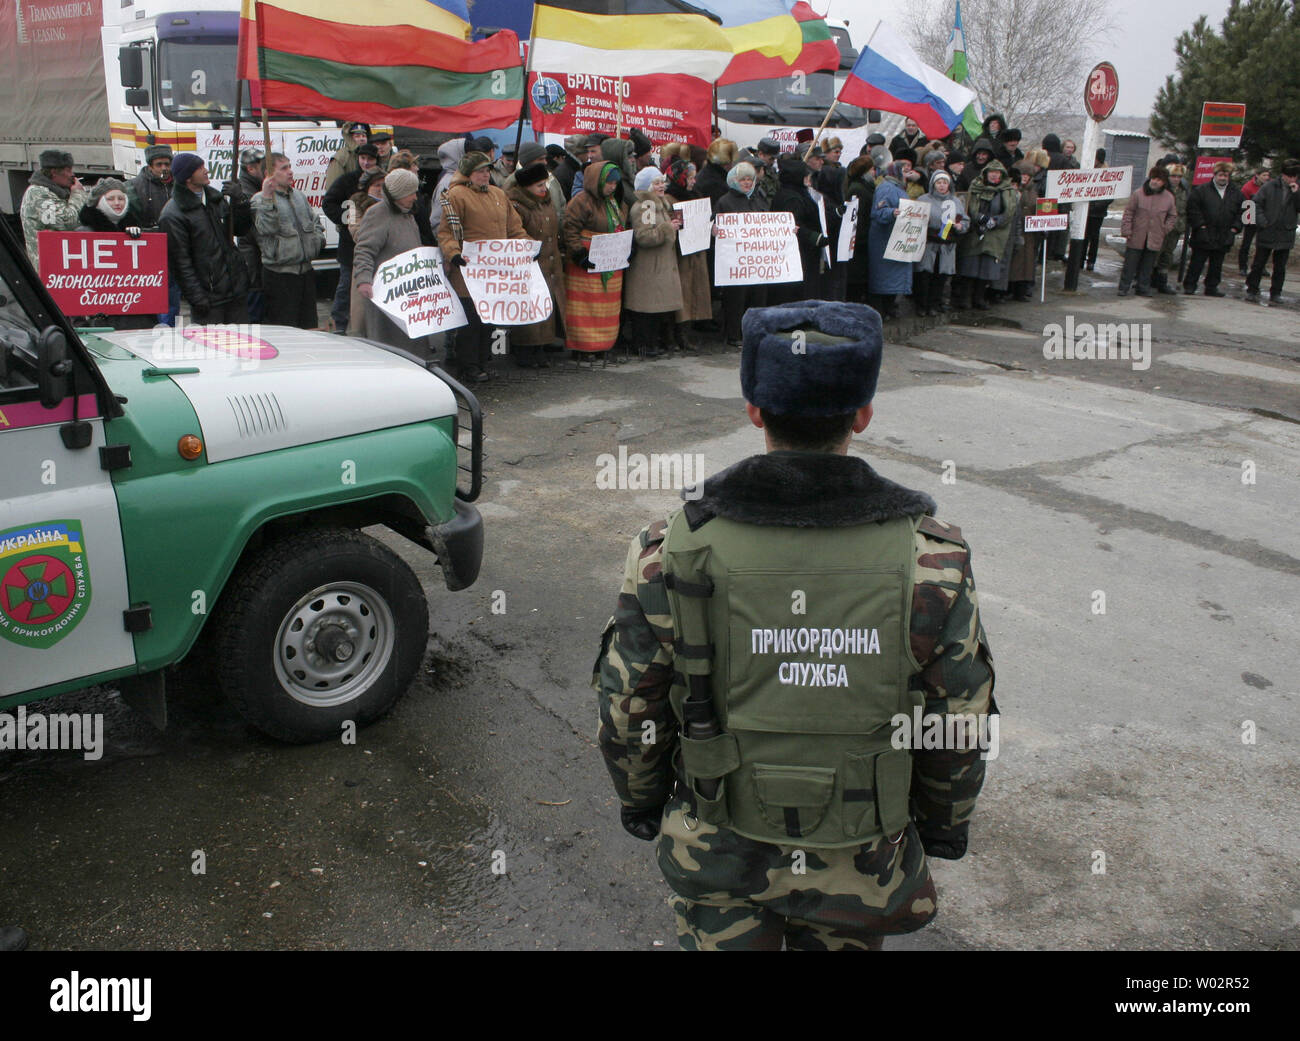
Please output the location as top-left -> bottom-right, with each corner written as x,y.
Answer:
158,39 -> 249,121
717,73 -> 868,128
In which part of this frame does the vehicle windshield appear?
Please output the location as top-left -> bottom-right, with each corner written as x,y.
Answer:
718,73 -> 869,128
0,262 -> 40,392
158,39 -> 251,121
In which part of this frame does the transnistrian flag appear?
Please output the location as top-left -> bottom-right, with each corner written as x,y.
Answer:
718,1 -> 840,87
838,18 -> 975,141
944,1 -> 985,140
246,2 -> 523,130
529,1 -> 735,83
693,0 -> 804,64
237,0 -> 471,82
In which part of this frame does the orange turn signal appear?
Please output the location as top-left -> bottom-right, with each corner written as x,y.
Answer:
178,434 -> 204,461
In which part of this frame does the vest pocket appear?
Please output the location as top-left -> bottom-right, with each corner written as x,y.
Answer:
874,747 -> 912,836
750,765 -> 836,838
680,731 -> 740,781
842,747 -> 913,839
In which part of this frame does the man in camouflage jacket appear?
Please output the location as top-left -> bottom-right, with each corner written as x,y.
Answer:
594,301 -> 996,951
20,149 -> 89,272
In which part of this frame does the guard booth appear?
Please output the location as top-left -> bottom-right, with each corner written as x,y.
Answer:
1104,130 -> 1153,173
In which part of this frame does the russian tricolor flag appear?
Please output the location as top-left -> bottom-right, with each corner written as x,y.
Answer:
838,19 -> 976,141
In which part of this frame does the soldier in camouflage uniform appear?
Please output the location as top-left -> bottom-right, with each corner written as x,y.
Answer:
20,149 -> 89,272
593,300 -> 996,951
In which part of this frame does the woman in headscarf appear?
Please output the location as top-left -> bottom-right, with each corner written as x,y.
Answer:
912,169 -> 969,317
663,158 -> 710,350
563,160 -> 629,357
352,166 -> 424,350
866,161 -> 912,319
769,153 -> 828,306
507,160 -> 566,368
624,166 -> 683,359
713,160 -> 767,347
438,151 -> 532,382
75,178 -> 154,330
955,159 -> 1019,309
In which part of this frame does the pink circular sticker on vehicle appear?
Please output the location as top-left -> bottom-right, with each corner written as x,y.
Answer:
183,326 -> 278,360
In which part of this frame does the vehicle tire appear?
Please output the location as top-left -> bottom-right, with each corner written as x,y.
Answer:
211,527 -> 428,743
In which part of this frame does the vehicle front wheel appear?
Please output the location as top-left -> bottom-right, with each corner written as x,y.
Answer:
212,527 -> 428,743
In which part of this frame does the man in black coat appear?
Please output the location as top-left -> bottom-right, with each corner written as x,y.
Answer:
322,143 -> 380,334
1246,158 -> 1300,304
1183,162 -> 1244,297
158,153 -> 251,324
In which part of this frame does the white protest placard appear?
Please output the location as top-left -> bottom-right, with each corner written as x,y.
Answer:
882,200 -> 930,262
673,197 -> 713,256
372,247 -> 467,338
282,128 -> 346,212
588,229 -> 634,272
713,211 -> 803,287
1045,166 -> 1132,204
808,187 -> 832,267
461,238 -> 553,326
837,197 -> 860,262
1024,213 -> 1069,232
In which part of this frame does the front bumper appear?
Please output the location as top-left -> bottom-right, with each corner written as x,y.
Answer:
427,499 -> 484,591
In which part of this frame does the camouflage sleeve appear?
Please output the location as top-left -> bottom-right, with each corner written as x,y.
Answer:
592,519 -> 679,811
907,526 -> 997,853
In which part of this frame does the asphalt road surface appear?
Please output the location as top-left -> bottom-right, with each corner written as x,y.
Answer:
3,249 -> 1297,950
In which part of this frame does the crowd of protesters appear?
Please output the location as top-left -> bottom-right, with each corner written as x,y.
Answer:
19,115 -> 1300,373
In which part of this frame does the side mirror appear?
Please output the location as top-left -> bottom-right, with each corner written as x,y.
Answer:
38,325 -> 71,409
119,46 -> 144,89
125,87 -> 150,108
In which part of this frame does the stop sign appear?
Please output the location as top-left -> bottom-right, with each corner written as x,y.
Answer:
1084,62 -> 1119,121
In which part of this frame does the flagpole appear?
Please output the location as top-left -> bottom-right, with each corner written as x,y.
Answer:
514,6 -> 538,158
229,77 -> 243,238
616,77 -> 624,138
806,19 -> 884,158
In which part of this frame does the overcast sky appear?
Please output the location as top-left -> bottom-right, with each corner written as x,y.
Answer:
826,0 -> 1233,118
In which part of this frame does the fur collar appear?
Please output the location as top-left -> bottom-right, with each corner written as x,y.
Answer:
685,452 -> 935,529
29,170 -> 69,199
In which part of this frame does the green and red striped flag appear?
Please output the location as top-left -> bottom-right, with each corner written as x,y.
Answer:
241,1 -> 524,131
717,1 -> 840,86
944,1 -> 984,140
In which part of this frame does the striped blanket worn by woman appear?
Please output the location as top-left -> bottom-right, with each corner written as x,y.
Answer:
563,161 -> 629,353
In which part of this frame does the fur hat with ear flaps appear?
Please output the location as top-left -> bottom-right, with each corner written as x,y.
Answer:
740,301 -> 884,416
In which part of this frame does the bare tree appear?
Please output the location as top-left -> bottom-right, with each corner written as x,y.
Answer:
904,0 -> 1115,125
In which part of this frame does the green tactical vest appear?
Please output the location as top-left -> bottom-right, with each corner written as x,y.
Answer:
662,509 -> 925,848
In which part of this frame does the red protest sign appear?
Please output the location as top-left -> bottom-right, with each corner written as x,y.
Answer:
528,72 -> 712,147
1193,156 -> 1232,186
38,232 -> 168,316
1198,102 -> 1245,148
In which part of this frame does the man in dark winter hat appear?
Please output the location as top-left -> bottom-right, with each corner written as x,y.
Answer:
19,149 -> 87,270
629,127 -> 656,170
370,130 -> 396,168
594,299 -> 997,951
996,128 -> 1023,168
158,154 -> 251,323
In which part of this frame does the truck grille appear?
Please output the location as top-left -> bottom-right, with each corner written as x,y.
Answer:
226,392 -> 287,438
